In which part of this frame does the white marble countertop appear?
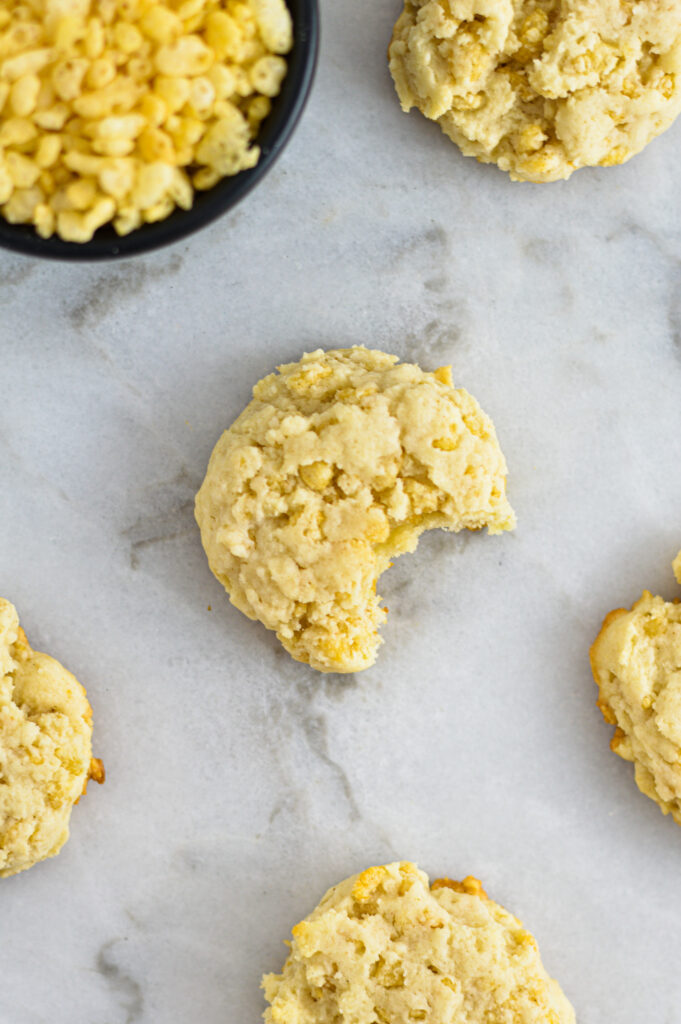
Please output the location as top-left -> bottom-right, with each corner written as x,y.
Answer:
3,2 -> 681,1021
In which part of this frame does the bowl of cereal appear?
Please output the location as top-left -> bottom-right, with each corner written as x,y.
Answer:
0,0 -> 319,260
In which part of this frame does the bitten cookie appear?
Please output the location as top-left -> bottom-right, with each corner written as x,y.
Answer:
389,0 -> 681,182
591,551 -> 681,825
0,599 -> 103,878
195,346 -> 515,673
262,861 -> 575,1024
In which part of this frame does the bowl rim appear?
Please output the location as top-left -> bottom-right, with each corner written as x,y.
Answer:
0,0 -> 319,262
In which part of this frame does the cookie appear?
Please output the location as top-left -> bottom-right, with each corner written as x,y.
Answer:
262,861 -> 575,1024
389,0 -> 681,182
591,552 -> 681,825
195,347 -> 515,673
0,599 -> 103,878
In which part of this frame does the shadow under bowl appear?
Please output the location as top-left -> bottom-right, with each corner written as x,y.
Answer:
0,0 -> 319,262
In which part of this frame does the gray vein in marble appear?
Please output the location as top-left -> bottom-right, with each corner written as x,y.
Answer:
268,791 -> 302,827
609,222 -> 681,361
0,260 -> 35,290
261,535 -> 483,832
392,225 -> 474,367
523,236 -> 565,264
297,695 -> 360,821
424,274 -> 448,293
124,499 -> 196,570
67,252 -> 184,330
95,941 -> 144,1024
122,468 -> 201,570
606,220 -> 681,266
406,317 -> 465,366
319,674 -> 360,703
398,224 -> 448,261
262,670 -> 362,828
667,265 -> 681,360
0,427 -> 72,507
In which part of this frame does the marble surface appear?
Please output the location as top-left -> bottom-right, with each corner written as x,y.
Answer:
2,2 -> 681,1021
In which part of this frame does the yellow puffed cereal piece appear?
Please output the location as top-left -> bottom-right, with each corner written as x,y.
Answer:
0,117 -> 38,146
138,124 -> 175,163
139,92 -> 165,126
249,54 -> 286,97
195,105 -> 252,174
65,176 -> 98,210
251,0 -> 293,54
34,201 -> 55,237
0,0 -> 294,241
154,36 -> 213,77
10,74 -> 41,117
84,57 -> 117,91
98,157 -> 135,199
206,11 -> 245,61
6,150 -> 40,188
3,186 -> 44,223
0,164 -> 13,203
113,203 -> 142,235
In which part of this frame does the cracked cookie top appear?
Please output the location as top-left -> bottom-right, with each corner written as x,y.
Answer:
0,599 -> 102,878
195,346 -> 514,673
591,551 -> 681,826
262,861 -> 575,1024
389,0 -> 681,182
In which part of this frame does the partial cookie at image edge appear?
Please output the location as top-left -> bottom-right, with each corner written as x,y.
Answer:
389,0 -> 681,183
0,598 -> 104,878
262,861 -> 575,1024
591,550 -> 681,825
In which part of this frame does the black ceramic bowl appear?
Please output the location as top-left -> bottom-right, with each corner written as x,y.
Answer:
0,0 -> 318,261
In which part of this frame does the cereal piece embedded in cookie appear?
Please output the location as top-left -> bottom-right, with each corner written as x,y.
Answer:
262,861 -> 575,1024
195,346 -> 515,673
389,0 -> 681,182
0,599 -> 103,878
591,550 -> 681,826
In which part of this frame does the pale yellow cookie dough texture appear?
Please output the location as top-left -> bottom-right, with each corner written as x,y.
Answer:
591,551 -> 681,826
389,0 -> 681,182
195,347 -> 515,673
0,598 -> 103,878
262,861 -> 575,1024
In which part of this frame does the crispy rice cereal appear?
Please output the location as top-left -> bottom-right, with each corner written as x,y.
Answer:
195,347 -> 515,673
591,550 -> 681,826
0,598 -> 103,878
262,862 -> 575,1024
0,0 -> 293,241
389,0 -> 681,182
